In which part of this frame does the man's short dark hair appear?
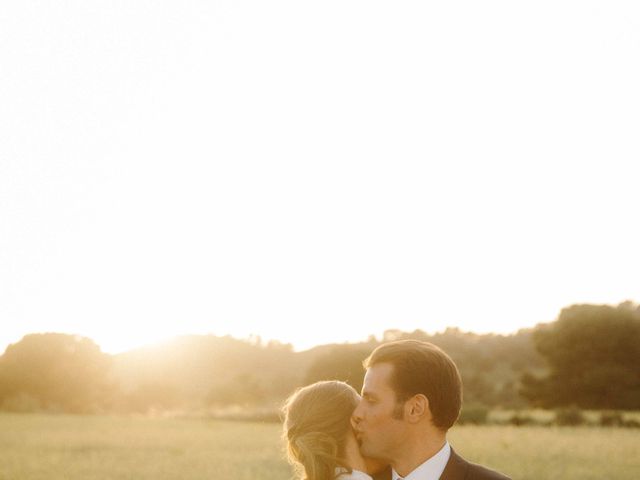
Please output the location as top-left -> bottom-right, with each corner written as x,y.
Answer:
363,339 -> 462,430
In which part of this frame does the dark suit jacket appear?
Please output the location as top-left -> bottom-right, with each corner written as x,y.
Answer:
372,448 -> 511,480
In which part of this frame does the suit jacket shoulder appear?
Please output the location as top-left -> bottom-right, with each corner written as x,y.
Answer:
441,449 -> 511,480
370,448 -> 511,480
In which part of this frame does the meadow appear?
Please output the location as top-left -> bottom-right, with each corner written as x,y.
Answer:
0,413 -> 638,480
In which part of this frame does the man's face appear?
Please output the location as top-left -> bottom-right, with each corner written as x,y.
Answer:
352,362 -> 407,461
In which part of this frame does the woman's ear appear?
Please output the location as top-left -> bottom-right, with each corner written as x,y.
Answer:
405,394 -> 430,423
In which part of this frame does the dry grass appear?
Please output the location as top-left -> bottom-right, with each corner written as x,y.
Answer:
0,413 -> 289,480
1,413 -> 638,480
448,424 -> 639,479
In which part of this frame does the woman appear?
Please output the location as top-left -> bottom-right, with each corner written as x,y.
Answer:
282,380 -> 379,480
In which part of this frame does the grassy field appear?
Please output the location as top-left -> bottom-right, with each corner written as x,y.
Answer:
0,413 -> 638,480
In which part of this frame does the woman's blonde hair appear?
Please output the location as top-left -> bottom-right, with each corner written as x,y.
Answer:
282,380 -> 360,480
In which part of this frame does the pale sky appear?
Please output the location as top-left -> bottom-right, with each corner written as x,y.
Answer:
1,1 -> 639,355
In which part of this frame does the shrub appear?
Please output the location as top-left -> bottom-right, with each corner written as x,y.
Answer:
508,412 -> 535,426
599,411 -> 624,427
457,404 -> 489,425
555,406 -> 586,426
1,393 -> 41,413
622,418 -> 640,429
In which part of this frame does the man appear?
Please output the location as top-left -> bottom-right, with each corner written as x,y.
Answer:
352,340 -> 511,480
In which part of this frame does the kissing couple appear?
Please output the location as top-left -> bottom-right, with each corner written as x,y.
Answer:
283,340 -> 511,480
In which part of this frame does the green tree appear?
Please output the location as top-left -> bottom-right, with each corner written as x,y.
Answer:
206,373 -> 266,407
122,382 -> 181,413
521,303 -> 640,409
386,327 -> 543,408
0,333 -> 113,413
304,345 -> 373,392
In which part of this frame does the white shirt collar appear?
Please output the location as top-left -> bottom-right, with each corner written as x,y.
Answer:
391,441 -> 451,480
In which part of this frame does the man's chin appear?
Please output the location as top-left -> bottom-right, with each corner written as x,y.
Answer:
364,456 -> 388,475
357,442 -> 377,461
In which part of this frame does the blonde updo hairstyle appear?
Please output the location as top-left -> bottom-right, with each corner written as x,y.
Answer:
282,380 -> 360,480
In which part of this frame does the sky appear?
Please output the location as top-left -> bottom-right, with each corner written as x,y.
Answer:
1,1 -> 639,355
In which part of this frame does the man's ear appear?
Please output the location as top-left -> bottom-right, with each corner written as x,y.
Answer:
405,394 -> 430,423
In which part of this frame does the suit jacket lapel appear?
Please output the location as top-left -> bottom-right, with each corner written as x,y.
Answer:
370,448 -> 466,480
439,448 -> 468,480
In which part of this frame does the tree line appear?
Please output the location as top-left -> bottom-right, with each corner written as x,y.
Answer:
0,301 -> 638,414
